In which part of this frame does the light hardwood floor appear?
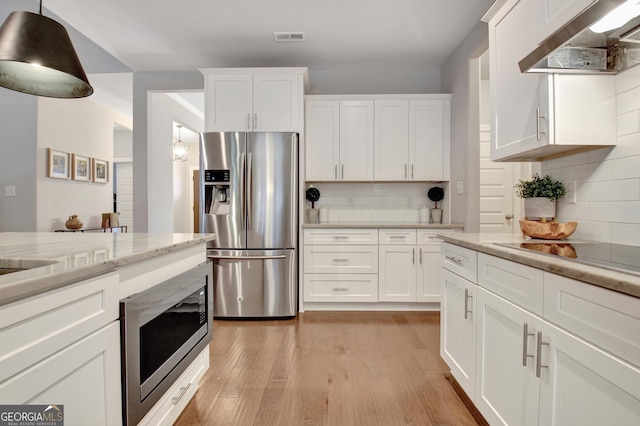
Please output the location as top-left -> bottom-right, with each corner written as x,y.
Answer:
175,311 -> 481,426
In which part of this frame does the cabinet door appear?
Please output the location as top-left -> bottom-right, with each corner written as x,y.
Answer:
204,74 -> 253,131
539,0 -> 596,41
305,100 -> 340,181
253,74 -> 299,132
475,287 -> 540,426
410,100 -> 445,181
378,245 -> 416,302
417,245 -> 441,302
538,321 -> 640,425
374,100 -> 409,180
0,322 -> 121,426
340,101 -> 374,181
489,0 -> 546,160
440,269 -> 476,399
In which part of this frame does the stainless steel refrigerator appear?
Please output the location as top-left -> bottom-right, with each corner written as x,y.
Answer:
200,132 -> 298,318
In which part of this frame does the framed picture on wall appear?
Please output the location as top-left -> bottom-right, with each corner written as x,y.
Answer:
72,154 -> 91,181
47,148 -> 70,179
93,158 -> 109,183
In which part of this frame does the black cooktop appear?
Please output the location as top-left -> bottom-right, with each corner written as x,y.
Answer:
495,241 -> 640,277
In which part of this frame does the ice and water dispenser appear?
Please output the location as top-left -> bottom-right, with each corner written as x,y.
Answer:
203,169 -> 230,215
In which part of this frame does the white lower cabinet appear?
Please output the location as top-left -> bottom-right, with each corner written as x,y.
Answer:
379,229 -> 449,302
475,287 -> 540,426
303,228 -> 379,303
0,320 -> 121,426
441,243 -> 640,425
440,269 -> 476,399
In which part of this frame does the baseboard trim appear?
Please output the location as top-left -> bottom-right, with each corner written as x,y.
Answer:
445,373 -> 489,426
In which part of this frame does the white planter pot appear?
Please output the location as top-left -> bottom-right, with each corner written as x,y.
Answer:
524,197 -> 556,220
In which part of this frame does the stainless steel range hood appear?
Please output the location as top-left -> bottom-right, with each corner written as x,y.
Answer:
519,0 -> 640,74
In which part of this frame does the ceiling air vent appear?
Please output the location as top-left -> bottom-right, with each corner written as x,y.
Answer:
273,32 -> 306,42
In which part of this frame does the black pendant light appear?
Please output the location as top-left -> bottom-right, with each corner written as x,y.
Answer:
0,0 -> 93,98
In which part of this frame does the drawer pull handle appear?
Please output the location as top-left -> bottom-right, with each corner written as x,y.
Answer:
445,255 -> 462,265
522,323 -> 534,367
172,382 -> 192,405
536,331 -> 549,378
332,287 -> 349,291
390,235 -> 406,240
333,236 -> 349,241
332,258 -> 349,263
464,288 -> 472,319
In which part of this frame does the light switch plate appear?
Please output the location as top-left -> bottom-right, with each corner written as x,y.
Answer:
5,185 -> 15,197
565,180 -> 577,204
456,181 -> 464,195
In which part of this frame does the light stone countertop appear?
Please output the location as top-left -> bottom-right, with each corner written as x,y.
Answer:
438,233 -> 640,299
0,232 -> 216,307
303,222 -> 465,229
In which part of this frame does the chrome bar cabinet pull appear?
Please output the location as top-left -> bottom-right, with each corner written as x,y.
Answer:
536,331 -> 549,378
522,323 -> 534,367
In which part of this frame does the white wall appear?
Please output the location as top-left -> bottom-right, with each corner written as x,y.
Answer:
36,97 -> 131,231
542,65 -> 640,244
146,92 -> 203,233
132,71 -> 203,233
172,135 -> 199,233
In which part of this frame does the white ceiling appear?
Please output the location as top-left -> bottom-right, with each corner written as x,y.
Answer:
43,0 -> 494,132
45,0 -> 494,72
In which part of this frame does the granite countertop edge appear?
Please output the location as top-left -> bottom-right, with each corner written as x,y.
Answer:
438,233 -> 640,299
0,233 -> 216,307
303,222 -> 465,229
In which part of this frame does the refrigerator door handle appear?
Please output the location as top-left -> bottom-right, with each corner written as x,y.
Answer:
241,152 -> 246,230
247,152 -> 253,230
208,254 -> 287,260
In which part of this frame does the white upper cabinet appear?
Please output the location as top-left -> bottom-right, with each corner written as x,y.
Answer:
340,100 -> 375,181
306,95 -> 450,181
375,99 -> 449,181
305,100 -> 340,181
486,0 -> 616,161
202,68 -> 307,132
410,99 -> 449,181
374,100 -> 410,180
539,0 -> 596,40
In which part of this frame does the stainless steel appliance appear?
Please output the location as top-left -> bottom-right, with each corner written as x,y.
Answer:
519,0 -> 640,74
495,241 -> 640,277
200,132 -> 298,319
120,262 -> 213,425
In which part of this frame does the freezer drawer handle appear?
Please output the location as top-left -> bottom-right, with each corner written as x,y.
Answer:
208,254 -> 288,260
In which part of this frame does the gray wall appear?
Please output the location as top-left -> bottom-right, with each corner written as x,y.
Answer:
0,90 -> 37,231
441,21 -> 489,233
308,67 -> 442,94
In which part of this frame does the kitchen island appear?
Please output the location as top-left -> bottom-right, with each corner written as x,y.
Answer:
0,232 -> 215,426
439,233 -> 640,426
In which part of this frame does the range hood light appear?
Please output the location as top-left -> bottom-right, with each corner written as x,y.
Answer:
590,0 -> 640,33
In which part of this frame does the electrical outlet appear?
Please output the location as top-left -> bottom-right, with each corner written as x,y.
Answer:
4,186 -> 15,197
564,180 -> 577,204
406,197 -> 414,207
347,196 -> 354,206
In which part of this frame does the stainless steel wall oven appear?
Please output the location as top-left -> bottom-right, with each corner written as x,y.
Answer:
120,261 -> 213,425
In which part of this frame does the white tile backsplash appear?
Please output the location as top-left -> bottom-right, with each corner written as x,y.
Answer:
543,66 -> 640,244
305,182 -> 449,223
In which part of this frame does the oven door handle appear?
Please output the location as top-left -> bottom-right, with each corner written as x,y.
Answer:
207,254 -> 287,260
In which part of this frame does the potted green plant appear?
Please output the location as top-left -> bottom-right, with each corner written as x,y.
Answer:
515,173 -> 565,221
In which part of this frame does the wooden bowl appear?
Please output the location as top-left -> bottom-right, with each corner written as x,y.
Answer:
519,220 -> 577,240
